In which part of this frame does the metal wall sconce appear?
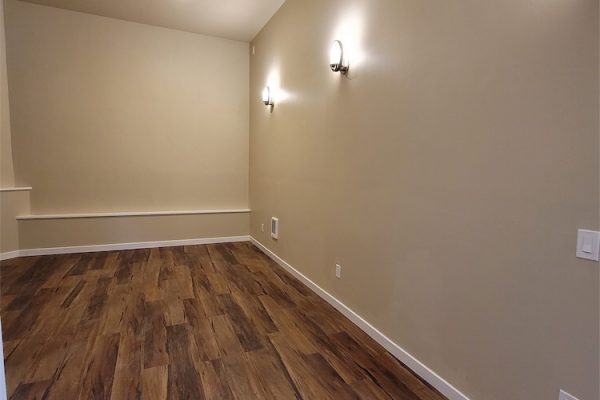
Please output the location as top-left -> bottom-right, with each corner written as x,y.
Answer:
329,40 -> 349,74
262,86 -> 274,106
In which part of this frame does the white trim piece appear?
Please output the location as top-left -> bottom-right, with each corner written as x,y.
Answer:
17,209 -> 251,220
0,236 -> 250,260
0,187 -> 32,193
559,390 -> 581,400
0,251 -> 20,261
249,236 -> 471,400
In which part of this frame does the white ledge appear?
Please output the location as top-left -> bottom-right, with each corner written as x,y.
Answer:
17,208 -> 251,220
0,187 -> 32,192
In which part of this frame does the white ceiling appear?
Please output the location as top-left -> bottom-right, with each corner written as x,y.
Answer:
18,0 -> 286,42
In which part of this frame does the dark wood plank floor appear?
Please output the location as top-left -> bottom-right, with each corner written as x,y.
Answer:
0,242 -> 447,400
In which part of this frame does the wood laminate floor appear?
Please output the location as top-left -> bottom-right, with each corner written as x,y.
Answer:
0,242 -> 447,400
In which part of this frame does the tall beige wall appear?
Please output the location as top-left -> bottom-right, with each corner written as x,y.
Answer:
0,0 -> 22,254
5,0 -> 249,214
1,0 -> 14,187
249,1 -> 599,399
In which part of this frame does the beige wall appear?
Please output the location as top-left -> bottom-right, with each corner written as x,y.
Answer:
0,0 -> 21,254
1,0 -> 14,187
0,191 -> 29,252
250,1 -> 599,399
5,0 -> 249,214
18,212 -> 248,249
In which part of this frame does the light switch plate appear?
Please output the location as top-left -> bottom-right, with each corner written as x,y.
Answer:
559,389 -> 580,400
576,229 -> 600,261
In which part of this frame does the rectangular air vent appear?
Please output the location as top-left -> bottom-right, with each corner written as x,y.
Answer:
271,217 -> 279,240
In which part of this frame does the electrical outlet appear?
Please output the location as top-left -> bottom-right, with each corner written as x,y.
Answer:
261,223 -> 265,232
335,264 -> 342,279
559,390 -> 580,400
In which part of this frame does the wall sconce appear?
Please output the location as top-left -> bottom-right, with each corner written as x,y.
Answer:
262,86 -> 274,106
329,40 -> 349,74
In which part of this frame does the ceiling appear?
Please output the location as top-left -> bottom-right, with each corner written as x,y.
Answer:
18,0 -> 286,42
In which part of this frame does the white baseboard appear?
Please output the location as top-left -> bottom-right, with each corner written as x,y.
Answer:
249,236 -> 470,400
0,235 -> 250,260
0,251 -> 20,261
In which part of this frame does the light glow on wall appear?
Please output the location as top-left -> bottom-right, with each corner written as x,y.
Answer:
329,7 -> 366,72
264,67 -> 293,105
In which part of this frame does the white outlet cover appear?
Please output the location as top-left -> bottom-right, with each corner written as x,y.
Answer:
335,264 -> 341,279
576,229 -> 600,261
559,390 -> 580,400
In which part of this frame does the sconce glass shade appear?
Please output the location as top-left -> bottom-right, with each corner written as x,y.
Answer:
329,40 -> 349,73
262,86 -> 273,106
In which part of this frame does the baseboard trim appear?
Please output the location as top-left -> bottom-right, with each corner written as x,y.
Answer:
17,208 -> 251,220
1,235 -> 250,260
0,187 -> 32,193
0,251 -> 20,261
249,236 -> 470,400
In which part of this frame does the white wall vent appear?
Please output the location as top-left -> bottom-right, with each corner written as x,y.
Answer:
271,217 -> 279,240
